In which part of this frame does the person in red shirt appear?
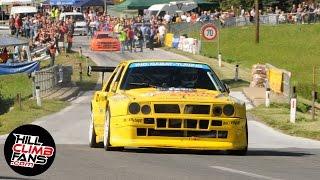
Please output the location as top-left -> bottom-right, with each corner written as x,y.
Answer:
126,26 -> 134,52
14,14 -> 22,38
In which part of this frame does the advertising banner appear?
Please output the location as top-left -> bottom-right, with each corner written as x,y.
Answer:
0,61 -> 40,75
50,0 -> 76,5
268,68 -> 283,93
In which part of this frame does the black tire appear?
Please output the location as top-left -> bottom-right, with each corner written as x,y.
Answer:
104,108 -> 123,151
89,112 -> 99,148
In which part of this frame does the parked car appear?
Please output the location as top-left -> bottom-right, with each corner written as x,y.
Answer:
59,12 -> 87,36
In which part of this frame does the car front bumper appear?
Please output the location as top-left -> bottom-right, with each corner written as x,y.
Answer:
99,115 -> 248,150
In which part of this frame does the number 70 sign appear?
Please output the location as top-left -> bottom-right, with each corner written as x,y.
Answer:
200,23 -> 218,41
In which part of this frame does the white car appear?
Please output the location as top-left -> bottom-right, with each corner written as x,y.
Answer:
59,12 -> 87,36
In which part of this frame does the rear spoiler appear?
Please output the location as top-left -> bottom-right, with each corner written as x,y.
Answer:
87,66 -> 116,85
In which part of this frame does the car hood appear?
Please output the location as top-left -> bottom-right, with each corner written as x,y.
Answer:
118,88 -> 232,103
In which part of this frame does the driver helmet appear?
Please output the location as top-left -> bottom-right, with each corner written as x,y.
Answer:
180,68 -> 198,88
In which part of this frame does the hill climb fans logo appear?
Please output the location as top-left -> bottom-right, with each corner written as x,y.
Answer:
4,124 -> 56,176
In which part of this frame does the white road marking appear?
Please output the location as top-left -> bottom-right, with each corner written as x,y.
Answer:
209,166 -> 283,180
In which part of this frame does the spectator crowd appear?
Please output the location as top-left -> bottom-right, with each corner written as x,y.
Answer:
1,0 -> 320,64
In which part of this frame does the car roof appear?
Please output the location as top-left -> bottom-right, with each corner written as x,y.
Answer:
121,59 -> 210,66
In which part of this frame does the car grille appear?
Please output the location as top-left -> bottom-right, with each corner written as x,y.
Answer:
154,104 -> 211,114
136,128 -> 228,139
97,42 -> 119,48
154,104 -> 180,113
155,118 -> 211,129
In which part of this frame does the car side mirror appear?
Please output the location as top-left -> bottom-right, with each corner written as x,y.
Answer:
224,83 -> 230,93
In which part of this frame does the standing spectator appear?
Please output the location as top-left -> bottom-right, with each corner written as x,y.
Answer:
134,27 -> 143,52
163,13 -> 171,23
14,14 -> 22,38
297,4 -> 303,24
67,19 -> 75,35
9,15 -> 15,35
66,32 -> 73,53
158,23 -> 166,46
274,6 -> 281,14
249,8 -> 255,22
149,26 -> 156,51
126,27 -> 134,52
23,17 -> 31,39
141,23 -> 150,48
54,30 -> 60,53
49,44 -> 56,66
119,30 -> 127,54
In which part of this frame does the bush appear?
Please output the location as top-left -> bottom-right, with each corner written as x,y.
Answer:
297,102 -> 310,113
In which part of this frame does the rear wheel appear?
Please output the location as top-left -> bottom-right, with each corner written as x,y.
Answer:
89,112 -> 99,148
103,108 -> 123,151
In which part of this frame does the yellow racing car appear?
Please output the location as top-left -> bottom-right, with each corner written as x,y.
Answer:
88,60 -> 248,155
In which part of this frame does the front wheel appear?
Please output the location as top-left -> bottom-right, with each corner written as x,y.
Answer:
103,108 -> 123,151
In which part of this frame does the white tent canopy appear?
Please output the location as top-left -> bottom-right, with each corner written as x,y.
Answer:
0,0 -> 34,5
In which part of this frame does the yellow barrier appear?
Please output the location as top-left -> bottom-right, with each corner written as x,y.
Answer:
268,68 -> 283,93
164,33 -> 174,47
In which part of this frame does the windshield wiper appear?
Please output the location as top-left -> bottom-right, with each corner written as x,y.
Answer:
129,82 -> 158,88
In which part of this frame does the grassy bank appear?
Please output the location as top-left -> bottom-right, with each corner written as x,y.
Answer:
0,99 -> 69,134
185,24 -> 320,101
0,51 -> 98,134
250,103 -> 320,140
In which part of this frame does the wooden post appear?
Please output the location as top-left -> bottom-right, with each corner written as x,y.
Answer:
79,47 -> 82,58
311,66 -> 316,120
16,93 -> 22,110
79,62 -> 83,83
255,0 -> 260,44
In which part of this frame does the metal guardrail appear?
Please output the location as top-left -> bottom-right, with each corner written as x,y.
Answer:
31,65 -> 73,97
266,63 -> 292,97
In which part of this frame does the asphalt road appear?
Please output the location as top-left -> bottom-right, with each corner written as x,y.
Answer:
1,36 -> 320,180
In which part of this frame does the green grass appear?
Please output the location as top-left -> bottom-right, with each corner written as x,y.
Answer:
0,99 -> 69,134
249,103 -> 320,140
184,24 -> 320,101
0,74 -> 33,114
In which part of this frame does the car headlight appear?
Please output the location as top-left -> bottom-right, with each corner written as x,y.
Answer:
141,105 -> 151,115
212,106 -> 222,116
129,103 -> 140,114
223,104 -> 235,116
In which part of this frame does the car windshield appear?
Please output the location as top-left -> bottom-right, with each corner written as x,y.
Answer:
96,34 -> 109,39
66,15 -> 84,21
120,62 -> 226,91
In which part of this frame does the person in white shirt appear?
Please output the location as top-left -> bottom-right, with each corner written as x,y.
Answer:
158,24 -> 166,45
186,14 -> 191,23
181,13 -> 187,21
163,13 -> 171,23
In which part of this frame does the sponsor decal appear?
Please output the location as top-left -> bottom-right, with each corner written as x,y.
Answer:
223,121 -> 240,126
4,124 -> 56,176
129,62 -> 210,70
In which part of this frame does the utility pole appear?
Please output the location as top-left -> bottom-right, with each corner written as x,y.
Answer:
255,0 -> 260,44
104,0 -> 107,14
